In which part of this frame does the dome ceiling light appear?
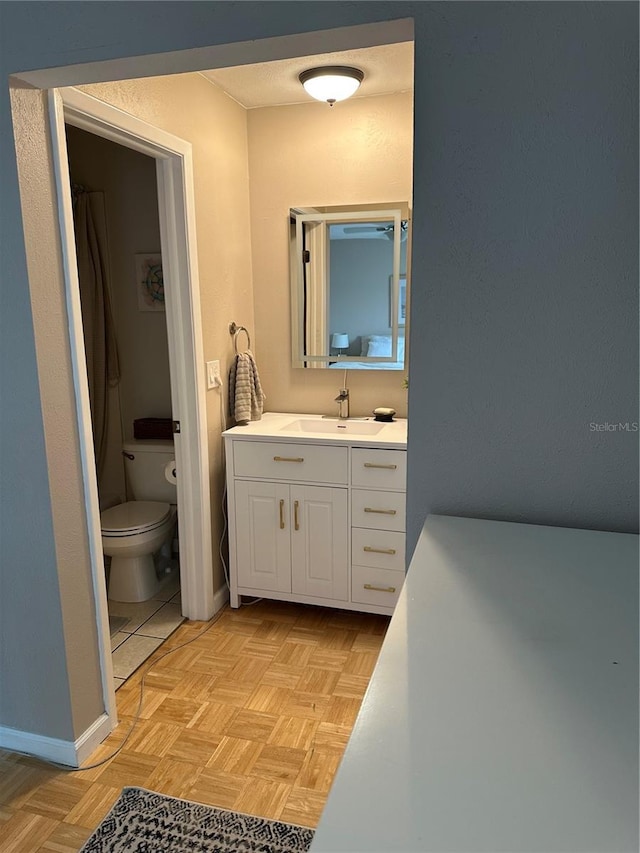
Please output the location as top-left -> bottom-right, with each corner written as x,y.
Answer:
298,66 -> 364,106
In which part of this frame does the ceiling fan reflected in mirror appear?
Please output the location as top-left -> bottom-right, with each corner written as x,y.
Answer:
342,220 -> 409,240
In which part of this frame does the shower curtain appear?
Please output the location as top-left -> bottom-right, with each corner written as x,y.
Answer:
72,185 -> 121,485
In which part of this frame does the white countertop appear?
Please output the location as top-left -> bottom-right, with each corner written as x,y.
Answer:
222,411 -> 407,448
311,515 -> 639,853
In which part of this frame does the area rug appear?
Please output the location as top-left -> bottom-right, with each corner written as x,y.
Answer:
80,787 -> 315,853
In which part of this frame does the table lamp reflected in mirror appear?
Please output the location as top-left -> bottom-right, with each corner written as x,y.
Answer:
331,333 -> 349,357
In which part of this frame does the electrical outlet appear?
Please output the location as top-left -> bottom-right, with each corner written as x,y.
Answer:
206,360 -> 222,390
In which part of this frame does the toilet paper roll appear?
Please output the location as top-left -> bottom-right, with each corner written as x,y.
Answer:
164,460 -> 177,485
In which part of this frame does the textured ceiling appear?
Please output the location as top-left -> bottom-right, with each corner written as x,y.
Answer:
200,42 -> 413,109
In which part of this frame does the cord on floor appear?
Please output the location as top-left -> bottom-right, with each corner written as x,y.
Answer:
10,370 -> 261,772
10,606 -> 227,772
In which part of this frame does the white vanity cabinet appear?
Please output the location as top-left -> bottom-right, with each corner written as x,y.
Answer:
223,413 -> 408,615
234,480 -> 348,602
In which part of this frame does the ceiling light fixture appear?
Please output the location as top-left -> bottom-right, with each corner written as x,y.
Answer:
299,66 -> 364,106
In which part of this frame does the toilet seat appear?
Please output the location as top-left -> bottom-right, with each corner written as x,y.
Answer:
101,501 -> 171,537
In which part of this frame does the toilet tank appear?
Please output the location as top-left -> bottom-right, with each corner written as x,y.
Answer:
123,439 -> 177,503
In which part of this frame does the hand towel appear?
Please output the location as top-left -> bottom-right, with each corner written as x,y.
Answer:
229,350 -> 266,424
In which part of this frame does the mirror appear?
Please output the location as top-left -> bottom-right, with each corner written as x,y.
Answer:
290,203 -> 410,369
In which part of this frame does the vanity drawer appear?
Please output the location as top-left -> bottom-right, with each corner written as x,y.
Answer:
351,489 -> 406,532
351,448 -> 406,490
233,441 -> 348,484
351,528 -> 405,571
351,565 -> 404,608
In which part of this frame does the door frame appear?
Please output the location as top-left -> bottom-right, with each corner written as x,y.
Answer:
48,86 -> 215,725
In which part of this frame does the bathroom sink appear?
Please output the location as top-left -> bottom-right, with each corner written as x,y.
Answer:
281,418 -> 386,436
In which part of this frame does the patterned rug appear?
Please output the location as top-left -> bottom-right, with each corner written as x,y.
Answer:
80,787 -> 315,853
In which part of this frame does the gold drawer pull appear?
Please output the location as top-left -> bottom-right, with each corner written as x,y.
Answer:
364,546 -> 396,555
274,455 -> 304,463
294,499 -> 300,531
363,462 -> 397,470
364,583 -> 397,594
364,507 -> 397,515
279,499 -> 285,529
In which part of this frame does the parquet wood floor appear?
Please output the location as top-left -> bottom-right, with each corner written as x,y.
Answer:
0,600 -> 388,852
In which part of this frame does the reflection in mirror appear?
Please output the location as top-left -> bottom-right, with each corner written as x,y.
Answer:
290,204 -> 409,370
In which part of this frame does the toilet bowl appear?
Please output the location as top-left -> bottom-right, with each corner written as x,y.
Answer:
102,501 -> 177,602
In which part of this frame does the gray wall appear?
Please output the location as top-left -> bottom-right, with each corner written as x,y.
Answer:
330,237 -> 409,355
330,239 -> 395,354
407,2 -> 638,553
0,89 -> 74,736
0,2 -> 637,742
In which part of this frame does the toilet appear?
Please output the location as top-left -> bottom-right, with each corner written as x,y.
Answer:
101,439 -> 177,602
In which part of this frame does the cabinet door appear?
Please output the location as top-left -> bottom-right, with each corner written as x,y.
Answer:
234,481 -> 291,593
290,486 -> 348,601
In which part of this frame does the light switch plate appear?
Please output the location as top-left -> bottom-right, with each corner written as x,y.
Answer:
206,360 -> 222,389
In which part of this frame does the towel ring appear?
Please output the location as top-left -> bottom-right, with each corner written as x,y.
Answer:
229,322 -> 251,353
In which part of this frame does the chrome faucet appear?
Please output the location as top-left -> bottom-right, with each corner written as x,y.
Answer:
335,387 -> 350,419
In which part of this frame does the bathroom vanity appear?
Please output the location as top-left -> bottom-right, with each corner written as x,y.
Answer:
223,412 -> 407,614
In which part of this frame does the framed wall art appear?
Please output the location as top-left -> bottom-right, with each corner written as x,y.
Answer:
390,274 -> 407,328
135,253 -> 165,312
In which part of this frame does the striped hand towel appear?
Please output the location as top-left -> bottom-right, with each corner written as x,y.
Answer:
229,350 -> 266,424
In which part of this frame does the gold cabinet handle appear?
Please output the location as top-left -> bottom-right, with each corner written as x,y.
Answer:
364,546 -> 396,555
363,462 -> 397,470
364,507 -> 397,515
364,583 -> 397,594
279,499 -> 285,529
294,500 -> 300,531
274,456 -> 304,463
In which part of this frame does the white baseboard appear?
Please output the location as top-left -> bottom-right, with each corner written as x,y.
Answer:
0,712 -> 112,768
75,712 -> 113,766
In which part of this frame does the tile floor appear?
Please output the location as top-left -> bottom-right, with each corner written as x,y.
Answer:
108,569 -> 183,690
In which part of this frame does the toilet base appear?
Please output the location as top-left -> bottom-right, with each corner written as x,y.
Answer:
108,554 -> 161,602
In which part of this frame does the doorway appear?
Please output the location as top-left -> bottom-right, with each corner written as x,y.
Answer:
65,124 -> 187,689
49,86 -> 215,728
